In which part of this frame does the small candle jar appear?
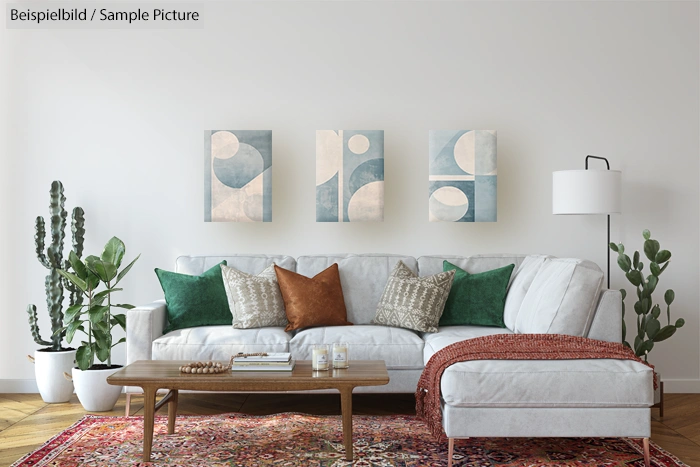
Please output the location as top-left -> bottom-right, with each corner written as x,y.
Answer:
312,344 -> 330,371
332,342 -> 349,369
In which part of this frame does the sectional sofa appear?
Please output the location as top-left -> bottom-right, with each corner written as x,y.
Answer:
126,253 -> 654,465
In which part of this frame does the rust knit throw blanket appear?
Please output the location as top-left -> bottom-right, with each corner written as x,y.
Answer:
415,333 -> 656,440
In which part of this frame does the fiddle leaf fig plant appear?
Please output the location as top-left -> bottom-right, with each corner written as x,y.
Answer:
609,230 -> 684,362
56,237 -> 140,370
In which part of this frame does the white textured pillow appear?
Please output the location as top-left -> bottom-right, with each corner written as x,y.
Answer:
372,261 -> 455,333
514,258 -> 604,336
502,255 -> 550,330
220,264 -> 288,329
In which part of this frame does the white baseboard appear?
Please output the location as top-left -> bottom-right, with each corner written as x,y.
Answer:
2,378 -> 699,394
0,379 -> 38,393
663,379 -> 700,393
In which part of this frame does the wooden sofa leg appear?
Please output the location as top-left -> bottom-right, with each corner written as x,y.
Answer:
643,437 -> 650,467
448,438 -> 454,467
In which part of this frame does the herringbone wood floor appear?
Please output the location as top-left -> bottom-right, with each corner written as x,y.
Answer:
0,393 -> 698,466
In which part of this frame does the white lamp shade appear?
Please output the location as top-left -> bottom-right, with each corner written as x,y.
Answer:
553,169 -> 621,215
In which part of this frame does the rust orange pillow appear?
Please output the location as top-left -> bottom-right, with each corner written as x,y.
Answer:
274,263 -> 352,331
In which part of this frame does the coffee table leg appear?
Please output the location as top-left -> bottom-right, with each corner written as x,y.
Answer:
143,386 -> 156,462
340,387 -> 353,461
168,390 -> 178,435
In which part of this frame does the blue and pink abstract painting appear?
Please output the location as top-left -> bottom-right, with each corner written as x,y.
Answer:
204,130 -> 272,222
429,130 -> 497,222
316,130 -> 384,222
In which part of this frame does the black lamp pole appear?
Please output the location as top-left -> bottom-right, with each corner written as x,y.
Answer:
585,155 -> 611,289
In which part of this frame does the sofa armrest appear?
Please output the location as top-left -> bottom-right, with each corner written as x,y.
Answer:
587,289 -> 623,343
126,300 -> 167,364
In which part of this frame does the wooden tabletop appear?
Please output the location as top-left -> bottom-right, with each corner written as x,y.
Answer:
107,360 -> 389,392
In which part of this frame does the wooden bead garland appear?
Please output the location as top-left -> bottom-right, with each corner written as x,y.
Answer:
179,352 -> 269,375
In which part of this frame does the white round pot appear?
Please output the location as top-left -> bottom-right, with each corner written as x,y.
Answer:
72,366 -> 123,412
31,349 -> 76,403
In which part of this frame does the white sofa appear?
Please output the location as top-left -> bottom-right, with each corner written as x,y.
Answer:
126,253 -> 654,464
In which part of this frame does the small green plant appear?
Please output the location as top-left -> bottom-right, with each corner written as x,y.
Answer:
27,181 -> 85,351
610,229 -> 684,362
56,237 -> 140,370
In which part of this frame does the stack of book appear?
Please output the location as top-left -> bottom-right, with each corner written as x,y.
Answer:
230,352 -> 295,371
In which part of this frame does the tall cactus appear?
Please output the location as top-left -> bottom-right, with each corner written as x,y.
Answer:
26,181 -> 85,351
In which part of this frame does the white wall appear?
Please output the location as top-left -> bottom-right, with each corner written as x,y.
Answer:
2,1 -> 699,391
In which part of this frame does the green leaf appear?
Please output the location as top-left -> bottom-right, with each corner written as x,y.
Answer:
609,243 -> 619,252
94,288 -> 123,302
641,297 -> 651,314
56,269 -> 87,292
115,254 -> 140,286
637,261 -> 644,271
646,275 -> 658,295
111,337 -> 126,348
113,303 -> 135,310
93,320 -> 109,334
88,305 -> 109,325
675,318 -> 685,328
622,320 -> 627,343
646,317 -> 661,339
651,304 -> 661,319
633,335 -> 643,354
650,262 -> 661,277
633,300 -> 644,315
632,251 -> 639,269
643,229 -> 651,240
620,288 -> 627,300
644,239 -> 659,262
75,345 -> 93,370
659,262 -> 670,275
68,250 -> 88,280
617,244 -> 625,254
111,314 -> 127,330
655,250 -> 671,263
64,304 -> 84,324
626,270 -> 643,287
617,254 -> 632,272
65,321 -> 84,343
86,256 -> 118,283
101,237 -> 126,268
664,289 -> 675,305
637,339 -> 654,357
96,345 -> 110,363
653,325 -> 677,342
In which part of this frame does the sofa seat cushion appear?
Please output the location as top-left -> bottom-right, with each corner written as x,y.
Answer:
422,326 -> 513,364
152,326 -> 292,360
290,325 -> 424,370
441,359 -> 653,408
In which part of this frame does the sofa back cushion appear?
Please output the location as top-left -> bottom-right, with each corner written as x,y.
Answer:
176,255 -> 296,276
418,254 -> 526,277
296,254 -> 418,325
515,258 -> 604,336
502,255 -> 550,330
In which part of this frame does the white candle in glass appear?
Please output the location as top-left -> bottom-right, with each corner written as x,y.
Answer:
333,343 -> 348,369
312,345 -> 329,371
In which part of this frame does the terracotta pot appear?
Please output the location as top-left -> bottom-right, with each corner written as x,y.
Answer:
71,366 -> 122,412
29,349 -> 76,403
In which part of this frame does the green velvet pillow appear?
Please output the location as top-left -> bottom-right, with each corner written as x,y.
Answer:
155,261 -> 232,334
439,261 -> 515,328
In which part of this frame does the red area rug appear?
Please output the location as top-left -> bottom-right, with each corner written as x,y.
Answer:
12,413 -> 687,466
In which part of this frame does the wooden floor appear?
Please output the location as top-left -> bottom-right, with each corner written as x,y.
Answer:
0,392 -> 698,466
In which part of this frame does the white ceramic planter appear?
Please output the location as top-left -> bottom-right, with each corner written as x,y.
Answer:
30,349 -> 76,403
72,366 -> 123,412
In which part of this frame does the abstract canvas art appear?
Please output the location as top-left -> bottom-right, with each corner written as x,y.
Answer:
316,130 -> 384,222
429,130 -> 497,222
204,130 -> 272,222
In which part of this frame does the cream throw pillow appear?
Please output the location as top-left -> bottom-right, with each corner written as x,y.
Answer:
220,264 -> 288,329
372,261 -> 455,333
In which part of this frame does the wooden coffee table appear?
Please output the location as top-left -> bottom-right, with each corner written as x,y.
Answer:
107,360 -> 389,462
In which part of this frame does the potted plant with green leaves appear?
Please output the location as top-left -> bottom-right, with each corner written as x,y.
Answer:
26,181 -> 85,403
609,229 -> 684,405
57,236 -> 140,412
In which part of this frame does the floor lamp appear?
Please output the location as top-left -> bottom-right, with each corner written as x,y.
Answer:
552,155 -> 621,289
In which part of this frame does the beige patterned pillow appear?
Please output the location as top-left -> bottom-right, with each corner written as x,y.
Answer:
372,261 -> 455,333
220,264 -> 288,329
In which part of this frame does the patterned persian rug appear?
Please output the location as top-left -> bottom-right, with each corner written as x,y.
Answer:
12,413 -> 687,466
